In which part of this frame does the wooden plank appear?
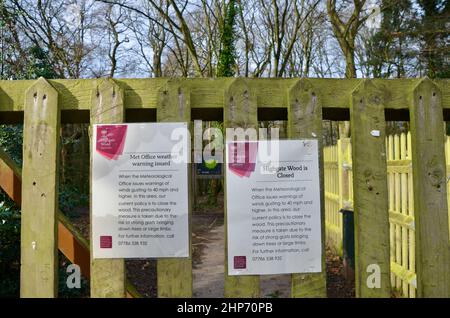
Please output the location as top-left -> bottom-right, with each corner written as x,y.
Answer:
407,131 -> 416,297
156,79 -> 193,298
447,136 -> 450,245
224,78 -> 259,298
20,77 -> 60,297
350,79 -> 391,297
0,149 -> 22,205
388,210 -> 414,231
0,78 -> 449,113
90,79 -> 126,298
409,78 -> 450,297
390,262 -> 416,286
388,135 -> 395,288
324,147 -> 331,246
325,222 -> 342,238
325,192 -> 340,203
400,133 -> 409,297
58,212 -> 90,279
287,79 -> 327,298
338,138 -> 351,210
386,159 -> 411,166
387,165 -> 410,174
394,135 -> 401,290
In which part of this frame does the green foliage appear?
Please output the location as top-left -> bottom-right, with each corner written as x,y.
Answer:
0,42 -> 58,80
217,0 -> 237,77
364,0 -> 415,78
0,125 -> 22,296
365,0 -> 450,79
0,125 -> 23,166
59,183 -> 89,218
0,195 -> 21,297
59,125 -> 90,216
27,46 -> 58,79
416,0 -> 449,78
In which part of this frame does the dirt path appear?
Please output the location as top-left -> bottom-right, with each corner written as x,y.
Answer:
193,223 -> 225,297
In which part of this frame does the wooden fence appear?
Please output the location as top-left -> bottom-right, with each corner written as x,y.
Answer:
324,133 -> 414,297
325,132 -> 450,298
0,77 -> 449,298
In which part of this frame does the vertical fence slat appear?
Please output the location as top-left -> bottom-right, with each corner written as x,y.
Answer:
388,135 -> 395,288
224,78 -> 259,298
339,138 -> 351,210
20,77 -> 60,297
90,79 -> 125,298
394,135 -> 401,290
409,78 -> 450,297
350,80 -> 391,297
400,133 -> 408,297
156,79 -> 193,297
287,79 -> 327,297
447,136 -> 450,244
407,131 -> 416,297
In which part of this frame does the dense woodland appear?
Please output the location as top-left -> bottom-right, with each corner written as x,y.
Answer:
0,0 -> 448,79
0,0 -> 448,297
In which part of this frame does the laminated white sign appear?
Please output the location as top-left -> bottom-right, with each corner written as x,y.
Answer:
92,123 -> 189,259
226,140 -> 322,275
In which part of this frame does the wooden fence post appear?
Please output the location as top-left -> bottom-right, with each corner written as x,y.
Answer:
287,79 -> 327,298
350,79 -> 391,297
409,78 -> 450,297
224,78 -> 259,298
90,79 -> 126,298
20,77 -> 60,298
156,79 -> 193,297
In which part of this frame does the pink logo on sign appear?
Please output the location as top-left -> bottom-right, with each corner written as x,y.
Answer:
100,236 -> 112,248
228,142 -> 258,178
96,125 -> 127,160
234,256 -> 247,269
